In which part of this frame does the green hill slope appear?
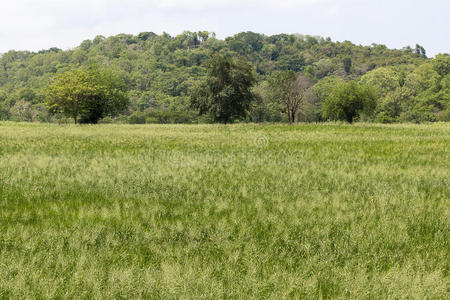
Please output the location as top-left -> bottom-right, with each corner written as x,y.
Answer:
0,31 -> 448,123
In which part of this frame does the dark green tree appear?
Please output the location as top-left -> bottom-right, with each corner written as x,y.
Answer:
0,102 -> 10,120
276,54 -> 305,72
415,44 -> 427,58
190,54 -> 255,124
343,57 -> 352,74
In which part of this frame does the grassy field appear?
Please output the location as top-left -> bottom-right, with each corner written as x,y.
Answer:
0,122 -> 449,299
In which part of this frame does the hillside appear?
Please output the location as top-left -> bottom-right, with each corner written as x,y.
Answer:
0,31 -> 448,123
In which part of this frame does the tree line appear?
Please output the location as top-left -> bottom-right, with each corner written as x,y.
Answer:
0,31 -> 448,124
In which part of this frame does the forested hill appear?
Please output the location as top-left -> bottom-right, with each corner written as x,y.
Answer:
0,31 -> 448,123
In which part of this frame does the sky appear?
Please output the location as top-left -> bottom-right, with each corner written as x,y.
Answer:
0,0 -> 449,56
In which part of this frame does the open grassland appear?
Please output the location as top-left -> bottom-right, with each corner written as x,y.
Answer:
0,122 -> 449,299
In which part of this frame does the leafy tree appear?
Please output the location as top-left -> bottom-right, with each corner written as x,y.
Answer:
309,76 -> 345,121
234,31 -> 264,52
198,31 -> 213,42
261,44 -> 279,60
137,31 -> 155,41
431,54 -> 450,77
322,81 -> 377,123
46,67 -> 128,124
249,81 -> 282,122
190,54 -> 255,124
415,44 -> 427,58
313,76 -> 345,103
343,57 -> 352,74
404,63 -> 440,93
81,68 -> 128,123
375,87 -> 412,123
312,58 -> 335,79
275,54 -> 305,72
359,67 -> 401,98
400,62 -> 449,122
9,100 -> 33,121
0,102 -> 10,120
269,71 -> 313,123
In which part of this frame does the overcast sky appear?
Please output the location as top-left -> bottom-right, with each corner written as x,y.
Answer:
1,0 -> 449,56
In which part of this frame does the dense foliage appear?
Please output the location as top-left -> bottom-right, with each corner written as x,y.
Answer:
190,54 -> 255,123
46,67 -> 128,123
322,81 -> 377,123
0,31 -> 448,123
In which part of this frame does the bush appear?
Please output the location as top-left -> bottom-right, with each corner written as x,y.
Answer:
128,111 -> 200,124
0,102 -> 10,120
376,111 -> 397,124
436,109 -> 450,121
128,112 -> 146,124
399,107 -> 437,123
98,116 -> 114,124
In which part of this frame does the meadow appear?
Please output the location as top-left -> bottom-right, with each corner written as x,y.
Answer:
0,122 -> 448,299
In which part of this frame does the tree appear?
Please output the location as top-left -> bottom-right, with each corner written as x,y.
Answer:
431,54 -> 450,77
313,76 -> 345,103
415,44 -> 427,58
138,31 -> 155,41
80,68 -> 129,123
269,71 -> 313,123
275,54 -> 305,72
190,54 -> 255,124
249,81 -> 282,122
0,103 -> 9,120
9,100 -> 33,121
313,58 -> 335,79
359,67 -> 401,98
322,81 -> 377,123
309,76 -> 345,121
46,67 -> 128,124
233,31 -> 264,52
343,57 -> 352,74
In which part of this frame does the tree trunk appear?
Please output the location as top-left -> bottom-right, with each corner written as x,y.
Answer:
291,110 -> 296,123
286,107 -> 292,123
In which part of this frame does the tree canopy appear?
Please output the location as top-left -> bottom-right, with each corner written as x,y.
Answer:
46,67 -> 128,124
268,71 -> 313,123
190,54 -> 255,123
0,31 -> 448,124
322,81 -> 377,123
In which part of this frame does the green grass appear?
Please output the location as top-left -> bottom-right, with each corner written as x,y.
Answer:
0,122 -> 449,299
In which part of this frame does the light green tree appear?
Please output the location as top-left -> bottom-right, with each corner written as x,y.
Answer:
46,67 -> 128,124
360,67 -> 401,98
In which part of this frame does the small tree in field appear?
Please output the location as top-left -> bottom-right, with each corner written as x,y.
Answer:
322,81 -> 377,123
269,71 -> 313,123
190,54 -> 255,124
46,67 -> 128,124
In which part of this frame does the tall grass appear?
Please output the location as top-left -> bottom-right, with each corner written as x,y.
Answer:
0,122 -> 449,298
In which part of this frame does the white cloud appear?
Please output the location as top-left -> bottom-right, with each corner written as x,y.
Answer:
0,0 -> 448,55
153,0 -> 332,9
